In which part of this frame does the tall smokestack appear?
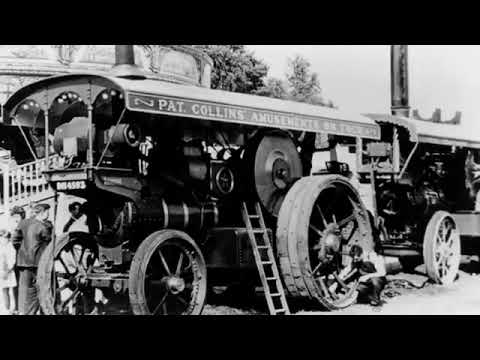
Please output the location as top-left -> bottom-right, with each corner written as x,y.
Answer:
111,45 -> 146,79
391,45 -> 410,117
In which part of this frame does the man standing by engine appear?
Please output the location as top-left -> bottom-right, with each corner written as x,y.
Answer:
13,204 -> 52,315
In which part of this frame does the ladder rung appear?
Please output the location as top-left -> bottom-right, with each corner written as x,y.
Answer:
266,277 -> 277,281
251,229 -> 266,234
257,245 -> 269,249
262,261 -> 273,265
270,293 -> 282,297
249,215 -> 260,219
275,309 -> 287,313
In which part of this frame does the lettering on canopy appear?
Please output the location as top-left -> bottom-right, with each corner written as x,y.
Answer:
126,92 -> 380,139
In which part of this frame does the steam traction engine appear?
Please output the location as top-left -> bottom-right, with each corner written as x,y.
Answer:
2,46 -> 384,314
357,114 -> 471,285
5,45 -> 474,315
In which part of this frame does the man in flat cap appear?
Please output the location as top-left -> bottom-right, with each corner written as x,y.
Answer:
12,203 -> 52,315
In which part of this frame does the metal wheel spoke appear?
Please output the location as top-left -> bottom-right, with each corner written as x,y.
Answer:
446,232 -> 455,248
337,214 -> 356,228
78,247 -> 87,268
152,292 -> 169,315
175,295 -> 188,306
347,195 -> 360,211
444,228 -> 452,245
317,276 -> 333,300
182,261 -> 192,274
158,250 -> 172,275
311,262 -> 323,276
309,224 -> 324,237
57,256 -> 73,275
437,264 -> 443,277
316,204 -> 328,228
70,248 -> 84,271
441,224 -> 448,242
60,289 -> 80,311
56,272 -> 71,280
333,272 -> 350,291
55,281 -> 72,293
175,253 -> 184,276
345,222 -> 359,242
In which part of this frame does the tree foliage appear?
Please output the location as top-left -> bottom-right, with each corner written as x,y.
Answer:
254,77 -> 288,99
194,46 -> 335,108
193,45 -> 268,94
286,55 -> 323,105
255,55 -> 335,108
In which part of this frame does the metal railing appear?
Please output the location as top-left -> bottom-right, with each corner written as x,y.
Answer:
0,154 -> 61,214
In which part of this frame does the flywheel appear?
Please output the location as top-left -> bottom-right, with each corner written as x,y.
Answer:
243,132 -> 303,217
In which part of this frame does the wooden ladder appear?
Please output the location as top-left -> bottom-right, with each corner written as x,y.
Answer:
241,202 -> 290,315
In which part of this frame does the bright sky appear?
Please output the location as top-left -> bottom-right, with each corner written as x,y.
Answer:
247,45 -> 480,132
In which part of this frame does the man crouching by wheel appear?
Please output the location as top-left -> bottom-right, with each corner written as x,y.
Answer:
341,245 -> 387,307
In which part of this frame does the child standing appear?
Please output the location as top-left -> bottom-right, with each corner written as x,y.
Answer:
0,229 -> 17,314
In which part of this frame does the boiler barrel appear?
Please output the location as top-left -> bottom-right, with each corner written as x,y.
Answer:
136,200 -> 219,231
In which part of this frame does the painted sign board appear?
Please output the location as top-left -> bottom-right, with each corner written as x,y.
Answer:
126,92 -> 380,140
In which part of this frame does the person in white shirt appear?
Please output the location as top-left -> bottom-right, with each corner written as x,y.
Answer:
63,202 -> 83,233
0,229 -> 17,314
340,245 -> 387,307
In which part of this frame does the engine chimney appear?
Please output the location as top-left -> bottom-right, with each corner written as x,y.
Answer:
391,45 -> 410,117
111,45 -> 146,79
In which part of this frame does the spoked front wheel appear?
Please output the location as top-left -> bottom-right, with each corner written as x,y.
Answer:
423,211 -> 461,285
37,232 -> 99,315
129,230 -> 207,315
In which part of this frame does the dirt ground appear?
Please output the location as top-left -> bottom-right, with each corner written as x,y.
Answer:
203,256 -> 480,316
3,256 -> 480,315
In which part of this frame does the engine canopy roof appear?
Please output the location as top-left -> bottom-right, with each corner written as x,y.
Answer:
365,113 -> 480,149
2,73 -> 381,140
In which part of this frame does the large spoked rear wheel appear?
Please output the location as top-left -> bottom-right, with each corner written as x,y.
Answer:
129,230 -> 207,315
276,175 -> 374,310
423,211 -> 461,285
38,232 -> 99,315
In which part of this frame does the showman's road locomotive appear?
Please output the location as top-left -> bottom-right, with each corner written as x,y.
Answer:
1,45 -> 479,315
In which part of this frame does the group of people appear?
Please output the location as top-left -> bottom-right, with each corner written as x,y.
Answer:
0,201 -> 85,315
0,204 -> 52,314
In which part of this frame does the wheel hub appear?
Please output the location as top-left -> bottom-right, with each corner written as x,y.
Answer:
272,158 -> 291,189
163,276 -> 186,295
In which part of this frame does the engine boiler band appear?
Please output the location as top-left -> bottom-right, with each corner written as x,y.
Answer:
139,201 -> 218,231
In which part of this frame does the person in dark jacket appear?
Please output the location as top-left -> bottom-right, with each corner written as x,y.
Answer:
10,206 -> 26,247
12,203 -> 51,315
